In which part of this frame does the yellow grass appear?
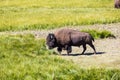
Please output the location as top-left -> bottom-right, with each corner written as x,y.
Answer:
0,0 -> 120,31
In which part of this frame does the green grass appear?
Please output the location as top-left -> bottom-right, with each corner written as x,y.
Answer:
0,34 -> 120,80
81,29 -> 115,39
0,34 -> 56,56
0,0 -> 120,79
0,0 -> 120,31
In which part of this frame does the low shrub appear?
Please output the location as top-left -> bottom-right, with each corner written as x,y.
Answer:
81,29 -> 115,39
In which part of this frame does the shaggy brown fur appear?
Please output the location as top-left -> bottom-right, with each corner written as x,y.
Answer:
54,29 -> 94,45
114,0 -> 120,8
46,29 -> 96,55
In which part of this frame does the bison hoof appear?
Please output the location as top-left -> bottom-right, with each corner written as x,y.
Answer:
67,53 -> 69,55
81,53 -> 84,55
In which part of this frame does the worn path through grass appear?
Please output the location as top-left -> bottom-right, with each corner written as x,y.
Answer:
0,23 -> 120,69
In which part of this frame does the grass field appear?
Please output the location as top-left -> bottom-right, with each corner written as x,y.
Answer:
0,0 -> 114,8
0,0 -> 120,31
0,0 -> 120,79
0,34 -> 120,80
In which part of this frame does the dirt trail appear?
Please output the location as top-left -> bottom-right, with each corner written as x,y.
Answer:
60,23 -> 120,69
60,38 -> 120,69
0,23 -> 120,38
0,23 -> 120,68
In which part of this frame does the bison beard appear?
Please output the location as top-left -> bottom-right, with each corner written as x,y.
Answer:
46,29 -> 96,55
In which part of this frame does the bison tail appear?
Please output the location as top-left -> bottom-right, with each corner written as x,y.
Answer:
91,36 -> 94,42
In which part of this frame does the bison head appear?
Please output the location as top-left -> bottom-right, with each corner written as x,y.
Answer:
46,33 -> 57,49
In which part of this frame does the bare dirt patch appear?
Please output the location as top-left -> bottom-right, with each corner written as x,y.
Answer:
61,38 -> 120,69
60,23 -> 120,69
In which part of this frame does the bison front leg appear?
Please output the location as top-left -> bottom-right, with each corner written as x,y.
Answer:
57,47 -> 62,54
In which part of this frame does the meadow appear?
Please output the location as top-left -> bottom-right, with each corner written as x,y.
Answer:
0,34 -> 120,80
0,0 -> 120,31
0,0 -> 120,80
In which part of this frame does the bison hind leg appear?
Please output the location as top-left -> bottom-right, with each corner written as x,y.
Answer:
88,42 -> 96,54
81,44 -> 86,54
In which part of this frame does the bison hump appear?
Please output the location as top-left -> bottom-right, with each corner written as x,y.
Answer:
54,29 -> 71,45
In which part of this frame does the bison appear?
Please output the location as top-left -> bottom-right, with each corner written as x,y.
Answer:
46,29 -> 96,55
114,0 -> 120,8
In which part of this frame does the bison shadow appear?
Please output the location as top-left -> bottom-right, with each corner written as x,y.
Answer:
61,52 -> 105,56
